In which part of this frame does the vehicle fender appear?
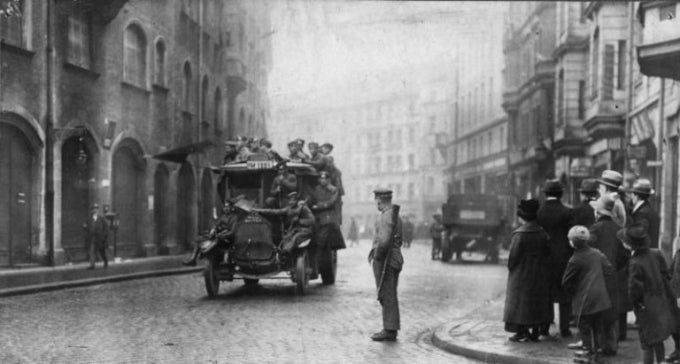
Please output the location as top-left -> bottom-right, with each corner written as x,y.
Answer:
298,239 -> 311,249
199,238 -> 219,254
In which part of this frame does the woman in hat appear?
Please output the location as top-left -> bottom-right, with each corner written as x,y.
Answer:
619,226 -> 680,364
503,199 -> 552,342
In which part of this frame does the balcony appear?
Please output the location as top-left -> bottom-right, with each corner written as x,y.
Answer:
637,1 -> 680,80
56,0 -> 129,23
583,100 -> 625,140
502,90 -> 519,114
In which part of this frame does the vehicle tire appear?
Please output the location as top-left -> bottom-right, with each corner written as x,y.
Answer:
320,249 -> 337,285
204,258 -> 220,298
295,251 -> 309,295
244,278 -> 259,287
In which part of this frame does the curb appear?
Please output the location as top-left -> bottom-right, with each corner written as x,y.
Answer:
0,266 -> 203,298
431,322 -> 557,364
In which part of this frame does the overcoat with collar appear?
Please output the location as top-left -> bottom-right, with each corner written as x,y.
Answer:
562,246 -> 613,318
589,215 -> 631,313
537,199 -> 574,303
630,201 -> 660,247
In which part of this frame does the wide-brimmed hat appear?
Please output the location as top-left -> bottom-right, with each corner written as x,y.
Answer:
590,195 -> 615,217
543,179 -> 564,194
578,179 -> 598,194
517,199 -> 540,220
631,178 -> 654,195
597,170 -> 623,189
617,226 -> 649,248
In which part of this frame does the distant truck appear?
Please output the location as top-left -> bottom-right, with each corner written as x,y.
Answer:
440,194 -> 515,263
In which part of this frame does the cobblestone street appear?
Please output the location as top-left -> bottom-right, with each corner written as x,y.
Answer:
0,241 -> 507,363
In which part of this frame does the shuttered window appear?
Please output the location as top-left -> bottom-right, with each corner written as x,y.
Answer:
617,40 -> 626,90
578,80 -> 586,119
603,44 -> 615,100
591,28 -> 600,99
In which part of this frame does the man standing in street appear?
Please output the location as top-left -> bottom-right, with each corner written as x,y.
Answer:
368,188 -> 403,342
430,214 -> 445,260
572,179 -> 599,228
629,178 -> 660,247
83,203 -> 109,269
536,179 -> 574,338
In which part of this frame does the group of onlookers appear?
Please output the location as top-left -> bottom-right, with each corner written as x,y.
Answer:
503,169 -> 680,364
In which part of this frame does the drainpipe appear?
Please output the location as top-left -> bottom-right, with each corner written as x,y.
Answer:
624,1 -> 635,174
45,0 -> 56,266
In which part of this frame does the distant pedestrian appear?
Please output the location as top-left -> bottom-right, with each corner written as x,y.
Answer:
596,170 -> 627,228
347,217 -> 359,247
629,178 -> 660,248
503,199 -> 552,342
83,203 -> 109,269
572,179 -> 599,228
368,188 -> 404,342
537,179 -> 574,338
562,226 -> 613,360
430,215 -> 444,260
402,217 -> 414,248
619,226 -> 680,364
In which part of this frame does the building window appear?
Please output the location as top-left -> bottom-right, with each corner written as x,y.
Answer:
591,28 -> 599,99
124,24 -> 147,87
408,154 -> 415,170
408,127 -> 415,143
408,183 -> 415,200
617,40 -> 626,90
578,80 -> 586,119
183,62 -> 192,111
0,0 -> 24,47
67,12 -> 92,69
155,40 -> 166,85
660,4 -> 676,21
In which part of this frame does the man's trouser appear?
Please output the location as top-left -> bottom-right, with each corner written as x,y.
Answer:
600,313 -> 619,353
559,301 -> 572,334
372,260 -> 400,331
88,239 -> 107,267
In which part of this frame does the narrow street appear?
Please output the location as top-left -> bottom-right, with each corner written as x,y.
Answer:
0,241 -> 507,363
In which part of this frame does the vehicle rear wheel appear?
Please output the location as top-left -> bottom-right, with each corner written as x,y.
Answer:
319,249 -> 337,285
295,251 -> 309,295
244,278 -> 259,287
204,258 -> 220,298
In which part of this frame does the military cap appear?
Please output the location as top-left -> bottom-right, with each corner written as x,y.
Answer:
543,179 -> 564,194
235,135 -> 248,142
631,178 -> 654,195
589,195 -> 614,217
597,170 -> 623,189
260,139 -> 272,148
295,138 -> 305,146
321,143 -> 334,151
617,226 -> 649,248
578,179 -> 598,194
308,142 -> 319,148
373,188 -> 393,198
318,171 -> 330,179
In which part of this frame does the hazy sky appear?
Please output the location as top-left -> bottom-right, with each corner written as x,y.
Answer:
267,1 -> 504,110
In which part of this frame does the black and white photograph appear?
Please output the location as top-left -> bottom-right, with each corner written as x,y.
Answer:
1,1 -> 680,363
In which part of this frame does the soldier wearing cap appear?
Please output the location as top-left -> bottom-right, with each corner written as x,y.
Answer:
260,139 -> 283,162
287,139 -> 310,161
223,140 -> 239,164
304,142 -> 330,173
368,188 -> 403,342
235,136 -> 251,162
629,178 -> 660,248
254,192 -> 315,257
270,162 -> 298,205
320,142 -> 345,197
597,170 -> 627,228
572,179 -> 599,228
536,179 -> 575,338
83,203 -> 109,269
182,196 -> 243,266
310,171 -> 346,251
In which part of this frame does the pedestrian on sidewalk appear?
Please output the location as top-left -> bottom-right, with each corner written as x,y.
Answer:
537,179 -> 575,338
619,226 -> 680,364
430,214 -> 444,260
368,188 -> 404,342
597,170 -> 627,228
503,199 -> 552,342
572,179 -> 599,228
347,217 -> 359,247
562,226 -> 613,360
83,203 -> 109,269
629,178 -> 660,248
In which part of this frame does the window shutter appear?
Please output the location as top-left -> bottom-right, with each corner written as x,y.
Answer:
603,44 -> 615,100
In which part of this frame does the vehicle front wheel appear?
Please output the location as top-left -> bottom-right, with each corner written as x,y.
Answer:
295,251 -> 309,295
319,249 -> 337,285
204,258 -> 220,298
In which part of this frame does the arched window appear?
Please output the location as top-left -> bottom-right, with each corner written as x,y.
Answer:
155,40 -> 165,85
183,62 -> 192,111
201,76 -> 209,121
214,87 -> 222,130
124,24 -> 147,86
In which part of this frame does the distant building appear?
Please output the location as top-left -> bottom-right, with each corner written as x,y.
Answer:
0,0 -> 272,266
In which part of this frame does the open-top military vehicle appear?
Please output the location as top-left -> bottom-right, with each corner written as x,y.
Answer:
440,194 -> 513,263
199,154 -> 338,297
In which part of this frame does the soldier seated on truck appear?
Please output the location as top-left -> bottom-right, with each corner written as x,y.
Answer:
253,192 -> 315,258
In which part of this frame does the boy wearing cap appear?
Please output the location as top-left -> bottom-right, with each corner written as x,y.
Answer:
562,226 -> 613,360
630,178 -> 660,248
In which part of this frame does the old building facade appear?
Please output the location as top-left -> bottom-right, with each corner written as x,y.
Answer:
0,0 -> 271,266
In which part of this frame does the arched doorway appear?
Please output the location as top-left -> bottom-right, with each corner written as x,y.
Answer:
112,141 -> 145,257
177,162 -> 196,250
200,168 -> 213,233
154,164 -> 169,248
0,122 -> 37,266
61,134 -> 97,262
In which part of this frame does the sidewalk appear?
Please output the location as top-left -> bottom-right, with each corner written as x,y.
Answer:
0,255 -> 202,297
431,297 -> 673,364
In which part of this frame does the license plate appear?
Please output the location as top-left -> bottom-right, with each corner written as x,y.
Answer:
247,160 -> 275,169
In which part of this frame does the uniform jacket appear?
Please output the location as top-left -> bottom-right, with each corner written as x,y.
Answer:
84,213 -> 109,245
430,222 -> 444,240
372,205 -> 404,271
235,147 -> 251,162
288,150 -> 310,161
629,247 -> 680,345
324,156 -> 345,196
270,173 -> 298,196
631,201 -> 660,247
306,153 -> 330,173
589,215 -> 631,313
562,246 -> 613,317
256,204 -> 315,229
503,221 -> 552,326
572,199 -> 596,228
213,212 -> 239,241
537,199 -> 574,302
311,184 -> 339,225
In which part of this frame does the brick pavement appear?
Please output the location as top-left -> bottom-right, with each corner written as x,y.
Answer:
0,240 -> 507,363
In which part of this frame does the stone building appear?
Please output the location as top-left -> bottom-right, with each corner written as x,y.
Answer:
0,0 -> 271,266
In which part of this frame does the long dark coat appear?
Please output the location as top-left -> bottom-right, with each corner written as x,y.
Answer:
503,222 -> 552,330
562,246 -> 613,318
572,199 -> 596,228
537,199 -> 574,303
589,215 -> 630,314
631,201 -> 661,248
84,213 -> 109,248
629,247 -> 680,345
